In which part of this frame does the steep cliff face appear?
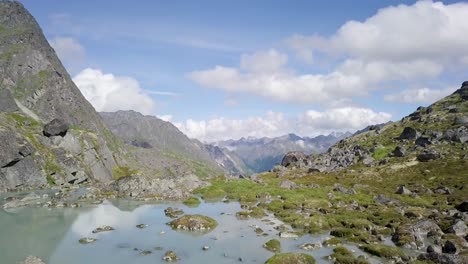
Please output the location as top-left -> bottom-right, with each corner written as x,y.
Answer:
0,1 -> 122,190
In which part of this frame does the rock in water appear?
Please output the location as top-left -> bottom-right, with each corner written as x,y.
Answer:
79,237 -> 97,244
92,225 -> 115,233
265,253 -> 315,264
43,119 -> 69,137
163,250 -> 179,262
168,214 -> 218,231
20,256 -> 46,264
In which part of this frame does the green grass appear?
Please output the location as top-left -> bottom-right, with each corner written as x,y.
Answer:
112,166 -> 137,180
263,239 -> 281,253
359,244 -> 405,258
182,197 -> 201,207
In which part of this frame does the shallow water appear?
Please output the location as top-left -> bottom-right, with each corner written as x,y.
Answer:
0,199 -> 381,264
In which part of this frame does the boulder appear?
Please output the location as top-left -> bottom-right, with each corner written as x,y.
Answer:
281,151 -> 307,167
455,200 -> 468,212
43,118 -> 69,137
163,250 -> 179,262
392,146 -> 406,157
396,185 -> 412,195
399,127 -> 420,140
279,180 -> 297,190
168,214 -> 217,231
164,207 -> 184,218
442,240 -> 457,254
333,183 -> 356,195
415,137 -> 432,147
454,116 -> 468,125
434,186 -> 452,195
20,256 -> 46,264
417,150 -> 440,162
448,220 -> 467,237
265,253 -> 315,264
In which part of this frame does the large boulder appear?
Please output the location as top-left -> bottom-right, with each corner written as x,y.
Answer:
455,201 -> 468,212
43,118 -> 69,137
417,150 -> 440,162
399,127 -> 420,140
168,214 -> 218,232
392,146 -> 406,157
281,151 -> 307,167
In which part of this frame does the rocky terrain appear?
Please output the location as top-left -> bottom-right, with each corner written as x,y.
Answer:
206,132 -> 350,175
195,82 -> 468,263
0,1 -> 123,191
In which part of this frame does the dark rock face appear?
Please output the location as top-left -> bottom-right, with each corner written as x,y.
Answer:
281,151 -> 308,167
396,185 -> 412,195
415,137 -> 432,147
399,127 -> 420,140
130,139 -> 152,149
43,118 -> 69,137
0,88 -> 19,112
442,240 -> 457,254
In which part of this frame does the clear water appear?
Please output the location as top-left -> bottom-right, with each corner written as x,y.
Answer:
0,199 -> 380,264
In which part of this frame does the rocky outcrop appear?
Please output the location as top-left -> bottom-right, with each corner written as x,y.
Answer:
110,174 -> 206,199
0,1 -> 120,190
281,151 -> 308,167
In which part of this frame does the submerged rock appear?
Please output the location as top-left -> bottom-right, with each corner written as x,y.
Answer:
164,207 -> 184,218
163,250 -> 179,262
168,214 -> 218,231
263,239 -> 281,253
299,243 -> 322,251
279,231 -> 299,238
265,252 -> 315,264
92,225 -> 114,233
20,256 -> 46,264
136,224 -> 148,229
79,237 -> 97,244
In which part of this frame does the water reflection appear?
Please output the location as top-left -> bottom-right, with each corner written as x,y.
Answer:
1,200 -> 382,264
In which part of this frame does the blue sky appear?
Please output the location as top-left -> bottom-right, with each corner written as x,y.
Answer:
19,0 -> 468,141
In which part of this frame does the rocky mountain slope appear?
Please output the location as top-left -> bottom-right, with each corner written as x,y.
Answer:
201,143 -> 252,176
0,1 -> 122,190
208,132 -> 351,174
100,110 -> 223,179
281,82 -> 468,172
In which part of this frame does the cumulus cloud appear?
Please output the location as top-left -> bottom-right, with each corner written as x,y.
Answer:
384,87 -> 455,104
190,1 -> 468,105
49,37 -> 86,71
176,107 -> 391,142
73,68 -> 156,115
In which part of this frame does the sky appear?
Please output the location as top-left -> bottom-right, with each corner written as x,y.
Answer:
20,0 -> 468,142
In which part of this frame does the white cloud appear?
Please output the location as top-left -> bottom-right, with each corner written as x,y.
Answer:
176,107 -> 391,142
289,1 -> 468,63
73,68 -> 156,115
190,1 -> 468,105
384,87 -> 455,104
49,37 -> 86,71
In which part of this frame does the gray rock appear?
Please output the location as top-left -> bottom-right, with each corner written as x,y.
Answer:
399,127 -> 420,140
281,151 -> 307,167
333,183 -> 356,195
434,186 -> 452,195
454,116 -> 468,125
79,237 -> 97,244
392,146 -> 406,157
448,220 -> 467,236
279,231 -> 299,238
396,185 -> 412,195
415,137 -> 432,147
278,180 -> 297,190
417,150 -> 440,162
92,225 -> 115,233
427,245 -> 442,254
163,250 -> 179,262
43,118 -> 69,137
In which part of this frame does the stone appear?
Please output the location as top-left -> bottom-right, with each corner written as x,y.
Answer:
136,224 -> 148,229
454,116 -> 468,125
333,183 -> 356,195
164,207 -> 184,218
265,253 -> 315,264
426,245 -> 442,254
278,180 -> 297,190
43,118 -> 69,137
202,246 -> 210,251
392,146 -> 406,157
442,240 -> 457,254
279,231 -> 299,238
168,214 -> 218,231
299,242 -> 322,250
396,185 -> 412,195
281,151 -> 307,167
455,200 -> 468,212
92,225 -> 114,233
417,150 -> 440,162
415,137 -> 432,147
399,127 -> 420,140
448,220 -> 467,236
263,239 -> 281,253
434,186 -> 452,195
20,256 -> 46,264
79,237 -> 97,244
163,250 -> 179,262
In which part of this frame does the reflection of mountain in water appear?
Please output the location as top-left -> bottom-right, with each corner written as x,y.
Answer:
0,207 -> 82,264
